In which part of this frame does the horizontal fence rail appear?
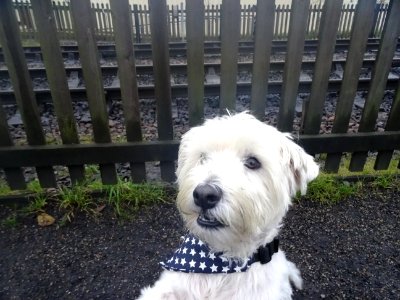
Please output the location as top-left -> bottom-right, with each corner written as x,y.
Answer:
9,0 -> 389,42
0,0 -> 399,192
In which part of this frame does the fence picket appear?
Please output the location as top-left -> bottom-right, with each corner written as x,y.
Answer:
250,0 -> 275,120
31,0 -> 85,184
0,0 -> 57,188
148,0 -> 175,182
324,0 -> 376,173
277,0 -> 310,132
70,0 -> 117,184
220,0 -> 241,113
110,0 -> 146,182
350,0 -> 400,171
186,0 -> 205,127
302,0 -> 343,135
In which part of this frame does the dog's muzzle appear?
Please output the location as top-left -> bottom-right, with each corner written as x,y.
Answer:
193,184 -> 225,229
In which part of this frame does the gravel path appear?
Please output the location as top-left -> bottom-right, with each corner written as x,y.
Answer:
0,185 -> 399,299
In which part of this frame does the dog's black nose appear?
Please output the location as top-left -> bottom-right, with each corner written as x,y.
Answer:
193,184 -> 222,210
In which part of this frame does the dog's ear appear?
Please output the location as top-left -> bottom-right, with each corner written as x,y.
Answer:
281,135 -> 319,196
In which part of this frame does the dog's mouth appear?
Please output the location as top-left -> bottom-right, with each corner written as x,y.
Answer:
197,211 -> 225,229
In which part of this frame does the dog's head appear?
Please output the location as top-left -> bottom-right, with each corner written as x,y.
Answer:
176,112 -> 318,258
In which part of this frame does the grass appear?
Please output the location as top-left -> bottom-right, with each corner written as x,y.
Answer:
1,213 -> 18,228
302,175 -> 362,204
58,184 -> 96,223
0,179 -> 11,196
101,179 -> 167,219
0,177 -> 170,226
301,154 -> 400,203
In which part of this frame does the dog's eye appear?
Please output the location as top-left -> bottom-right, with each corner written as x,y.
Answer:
244,157 -> 261,170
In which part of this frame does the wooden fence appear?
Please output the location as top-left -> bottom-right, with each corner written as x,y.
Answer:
0,0 -> 400,191
12,0 -> 389,42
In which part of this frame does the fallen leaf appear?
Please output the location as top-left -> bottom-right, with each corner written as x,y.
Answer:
37,213 -> 56,227
95,204 -> 106,213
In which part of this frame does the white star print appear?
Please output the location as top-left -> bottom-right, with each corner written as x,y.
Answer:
190,248 -> 196,256
221,256 -> 228,262
185,237 -> 190,243
199,250 -> 206,258
198,240 -> 204,246
199,262 -> 207,270
175,258 -> 179,264
210,264 -> 218,272
182,247 -> 188,254
189,259 -> 196,268
209,253 -> 216,260
234,266 -> 242,273
222,266 -> 229,273
180,258 -> 187,266
191,238 -> 196,245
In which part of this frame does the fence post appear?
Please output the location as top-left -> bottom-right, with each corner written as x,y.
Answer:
186,0 -> 205,126
70,0 -> 118,184
110,0 -> 146,182
219,0 -> 241,113
250,0 -> 275,120
31,0 -> 85,184
148,0 -> 175,182
302,0 -> 343,135
277,0 -> 310,132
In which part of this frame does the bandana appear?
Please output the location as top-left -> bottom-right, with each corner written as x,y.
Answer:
160,234 -> 279,274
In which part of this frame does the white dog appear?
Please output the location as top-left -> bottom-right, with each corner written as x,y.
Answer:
139,112 -> 319,300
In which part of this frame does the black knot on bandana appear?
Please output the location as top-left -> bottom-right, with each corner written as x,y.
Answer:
160,234 -> 279,274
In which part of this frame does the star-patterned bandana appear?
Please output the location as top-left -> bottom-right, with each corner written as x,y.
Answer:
160,234 -> 258,274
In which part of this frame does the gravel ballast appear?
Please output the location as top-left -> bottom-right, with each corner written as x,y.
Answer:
0,186 -> 399,299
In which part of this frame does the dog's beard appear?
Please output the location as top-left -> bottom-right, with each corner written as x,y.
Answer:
177,188 -> 287,260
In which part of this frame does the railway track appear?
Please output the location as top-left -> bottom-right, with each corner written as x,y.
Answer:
0,38 -> 398,61
1,38 -> 399,104
0,75 -> 398,104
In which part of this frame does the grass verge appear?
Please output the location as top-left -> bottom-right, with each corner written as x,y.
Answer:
1,178 -> 170,226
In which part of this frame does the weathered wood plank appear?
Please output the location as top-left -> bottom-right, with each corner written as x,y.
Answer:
0,100 -> 26,189
148,0 -> 175,182
277,0 -> 310,132
1,132 -> 400,169
302,0 -> 343,135
374,79 -> 400,170
110,0 -> 146,183
186,0 -> 205,126
31,0 -> 85,184
219,0 -> 241,113
69,0 -> 117,184
324,0 -> 376,173
250,0 -> 275,120
0,0 -> 56,188
350,0 -> 400,171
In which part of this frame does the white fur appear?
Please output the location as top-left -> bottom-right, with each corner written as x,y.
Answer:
139,112 -> 319,300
